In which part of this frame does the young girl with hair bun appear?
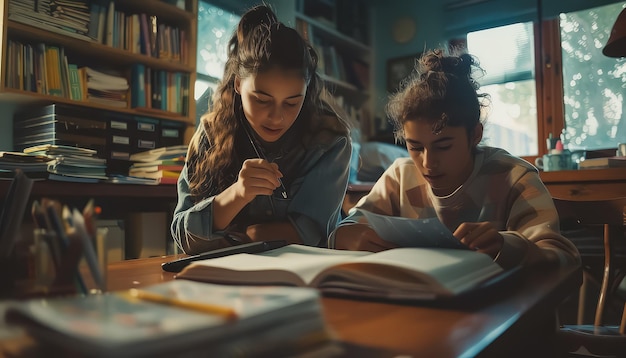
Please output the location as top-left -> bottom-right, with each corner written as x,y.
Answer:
331,49 -> 579,269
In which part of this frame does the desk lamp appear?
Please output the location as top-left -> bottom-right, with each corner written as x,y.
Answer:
603,8 -> 626,57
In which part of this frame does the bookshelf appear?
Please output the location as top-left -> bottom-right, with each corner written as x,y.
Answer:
1,0 -> 198,138
290,0 -> 374,140
0,0 -> 198,243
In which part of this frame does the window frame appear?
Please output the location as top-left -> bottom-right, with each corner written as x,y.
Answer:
535,18 -> 565,162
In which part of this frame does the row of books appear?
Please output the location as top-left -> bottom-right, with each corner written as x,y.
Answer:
6,40 -> 189,114
296,18 -> 370,90
8,0 -> 189,63
130,63 -> 190,115
89,1 -> 188,62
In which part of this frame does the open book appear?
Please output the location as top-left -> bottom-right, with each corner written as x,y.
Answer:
6,280 -> 335,357
176,245 -> 507,301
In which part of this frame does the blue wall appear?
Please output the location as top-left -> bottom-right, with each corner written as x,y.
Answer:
367,0 -> 619,118
368,1 -> 445,119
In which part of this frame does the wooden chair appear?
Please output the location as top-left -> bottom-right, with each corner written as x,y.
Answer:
552,197 -> 626,356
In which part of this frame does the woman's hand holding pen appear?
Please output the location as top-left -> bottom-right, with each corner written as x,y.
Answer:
454,222 -> 504,259
236,159 -> 283,201
213,158 -> 283,231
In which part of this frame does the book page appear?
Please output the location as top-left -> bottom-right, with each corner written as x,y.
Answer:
358,209 -> 469,250
312,247 -> 503,298
179,245 -> 369,286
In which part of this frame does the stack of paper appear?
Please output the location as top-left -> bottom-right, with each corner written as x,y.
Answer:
23,144 -> 107,183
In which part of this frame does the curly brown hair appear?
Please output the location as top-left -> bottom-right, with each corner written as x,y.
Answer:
386,48 -> 489,143
186,4 -> 349,200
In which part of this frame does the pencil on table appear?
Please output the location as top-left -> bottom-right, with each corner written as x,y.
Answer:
126,288 -> 238,320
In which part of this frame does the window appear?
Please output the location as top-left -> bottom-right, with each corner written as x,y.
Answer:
195,1 -> 241,124
467,22 -> 538,157
458,1 -> 626,159
559,2 -> 626,151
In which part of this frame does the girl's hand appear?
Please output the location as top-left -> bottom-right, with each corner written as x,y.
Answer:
453,222 -> 504,259
235,158 -> 283,202
334,223 -> 398,252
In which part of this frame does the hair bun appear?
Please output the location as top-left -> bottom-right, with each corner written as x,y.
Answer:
238,5 -> 278,39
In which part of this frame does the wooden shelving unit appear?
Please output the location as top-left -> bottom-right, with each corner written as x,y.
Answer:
291,0 -> 373,138
0,0 -> 198,201
1,0 -> 198,126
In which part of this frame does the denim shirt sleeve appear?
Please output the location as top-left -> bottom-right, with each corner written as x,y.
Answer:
287,135 -> 351,247
170,165 -> 229,254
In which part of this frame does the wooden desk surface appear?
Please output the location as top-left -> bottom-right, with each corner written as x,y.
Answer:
539,167 -> 626,200
106,256 -> 581,357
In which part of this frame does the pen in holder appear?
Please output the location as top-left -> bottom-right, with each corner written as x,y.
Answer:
25,227 -> 83,297
30,197 -> 108,297
32,228 -> 57,290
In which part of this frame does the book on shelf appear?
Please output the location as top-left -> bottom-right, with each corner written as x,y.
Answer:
67,63 -> 83,100
176,244 -> 508,302
578,156 -> 626,169
8,1 -> 92,40
23,144 -> 98,157
128,168 -> 181,180
5,280 -> 336,358
129,145 -> 188,163
129,157 -> 185,168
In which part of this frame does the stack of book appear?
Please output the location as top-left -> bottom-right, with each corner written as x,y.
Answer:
84,67 -> 129,108
128,157 -> 184,185
13,104 -> 107,155
5,280 -> 337,357
578,156 -> 626,169
8,0 -> 92,42
0,151 -> 55,180
127,145 -> 187,184
24,144 -> 108,183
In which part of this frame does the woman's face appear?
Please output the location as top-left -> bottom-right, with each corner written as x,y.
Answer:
403,119 -> 482,197
235,68 -> 307,142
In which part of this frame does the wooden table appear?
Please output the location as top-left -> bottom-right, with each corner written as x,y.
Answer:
539,167 -> 626,200
105,255 -> 582,357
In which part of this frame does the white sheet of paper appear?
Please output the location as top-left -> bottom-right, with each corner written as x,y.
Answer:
358,209 -> 469,250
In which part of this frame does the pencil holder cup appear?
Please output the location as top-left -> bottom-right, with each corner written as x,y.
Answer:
535,152 -> 574,171
32,228 -> 58,290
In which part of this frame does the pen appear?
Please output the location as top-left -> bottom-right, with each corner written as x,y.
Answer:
126,288 -> 238,320
241,120 -> 288,199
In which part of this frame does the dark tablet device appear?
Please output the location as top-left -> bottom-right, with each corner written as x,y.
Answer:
162,240 -> 287,273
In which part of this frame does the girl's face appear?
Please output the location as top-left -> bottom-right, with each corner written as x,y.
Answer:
403,119 -> 482,197
235,67 -> 307,142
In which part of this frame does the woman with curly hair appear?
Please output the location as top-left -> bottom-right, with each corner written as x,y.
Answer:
172,5 -> 351,254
